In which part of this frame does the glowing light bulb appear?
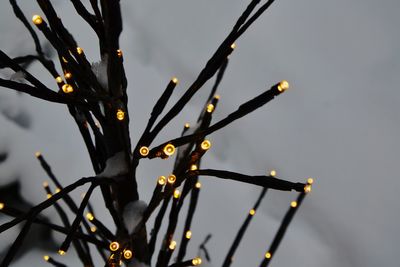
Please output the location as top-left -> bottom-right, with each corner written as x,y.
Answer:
307,178 -> 314,185
116,109 -> 125,121
46,193 -> 52,199
62,84 -> 74,93
214,94 -> 220,100
58,250 -> 66,256
206,103 -> 215,113
184,123 -> 190,129
172,77 -> 179,84
32,15 -> 43,25
304,184 -> 312,193
123,249 -> 133,260
35,151 -> 41,158
265,252 -> 272,259
230,43 -> 236,49
291,201 -> 298,208
277,80 -> 289,92
185,230 -> 192,239
158,176 -> 166,186
249,209 -> 256,216
0,203 -> 4,210
190,164 -> 198,171
139,146 -> 149,157
109,242 -> 120,252
55,76 -> 63,83
163,144 -> 176,156
90,226 -> 97,233
168,174 -> 176,184
76,47 -> 83,55
173,189 -> 181,199
270,170 -> 277,177
195,182 -> 202,189
64,72 -> 72,79
169,240 -> 177,250
117,49 -> 123,58
55,188 -> 61,193
192,257 -> 202,266
200,140 -> 211,150
86,213 -> 94,221
42,181 -> 49,187
43,255 -> 50,261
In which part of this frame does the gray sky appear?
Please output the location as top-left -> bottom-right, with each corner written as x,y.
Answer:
1,0 -> 400,266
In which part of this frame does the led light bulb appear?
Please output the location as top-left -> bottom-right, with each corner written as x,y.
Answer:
123,249 -> 133,260
249,209 -> 256,216
62,84 -> 74,93
163,144 -> 176,156
86,213 -> 94,221
158,176 -> 166,186
117,49 -> 123,58
76,47 -> 83,54
116,109 -> 125,121
55,76 -> 63,83
200,140 -> 211,150
190,164 -> 198,171
291,201 -> 298,208
184,123 -> 190,129
0,203 -> 4,210
173,189 -> 181,199
230,43 -> 236,49
139,146 -> 149,157
168,174 -> 176,184
32,15 -> 43,25
214,94 -> 220,100
109,242 -> 120,252
307,178 -> 314,185
58,250 -> 66,256
192,257 -> 202,266
35,151 -> 41,158
304,184 -> 312,193
172,77 -> 179,84
206,103 -> 215,113
185,230 -> 192,239
278,80 -> 289,92
43,255 -> 50,261
169,240 -> 177,250
270,170 -> 277,177
195,182 -> 202,189
64,72 -> 72,79
265,252 -> 272,259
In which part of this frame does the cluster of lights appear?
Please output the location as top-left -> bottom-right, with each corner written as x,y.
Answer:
192,257 -> 202,266
62,84 -> 74,94
116,109 -> 125,121
200,140 -> 211,150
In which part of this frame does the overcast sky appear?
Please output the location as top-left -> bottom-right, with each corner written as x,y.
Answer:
1,0 -> 400,267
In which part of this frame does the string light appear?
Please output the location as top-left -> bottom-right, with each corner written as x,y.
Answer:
277,80 -> 289,92
206,103 -> 215,113
55,188 -> 61,193
230,43 -> 236,49
190,164 -> 198,171
58,250 -> 66,256
76,47 -> 83,55
43,255 -> 50,261
116,109 -> 125,121
163,144 -> 176,156
139,146 -> 149,157
64,72 -> 72,79
47,193 -> 52,199
195,182 -> 202,189
0,203 -> 4,210
307,178 -> 314,185
35,151 -> 41,158
55,76 -> 63,83
173,189 -> 181,199
270,170 -> 277,177
86,213 -> 94,221
249,209 -> 256,216
185,230 -> 192,239
32,15 -> 43,25
184,123 -> 190,129
123,249 -> 133,260
192,257 -> 202,266
168,174 -> 176,184
43,181 -> 49,187
200,140 -> 211,150
169,240 -> 177,250
109,242 -> 120,252
158,176 -> 167,186
172,77 -> 179,84
214,94 -> 220,100
90,226 -> 97,233
117,49 -> 123,58
304,184 -> 312,193
290,201 -> 298,208
62,84 -> 74,93
265,252 -> 272,259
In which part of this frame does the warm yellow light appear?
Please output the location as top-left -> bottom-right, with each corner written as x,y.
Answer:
168,174 -> 176,184
123,249 -> 133,260
62,84 -> 74,93
46,193 -> 52,199
58,250 -> 66,256
62,57 -> 68,63
184,123 -> 190,129
192,257 -> 202,266
195,182 -> 202,189
265,252 -> 272,259
214,94 -> 220,100
249,209 -> 256,216
86,213 -> 94,221
90,226 -> 97,233
32,15 -> 43,25
185,230 -> 192,239
169,240 -> 177,250
200,140 -> 211,150
35,151 -> 41,158
304,184 -> 312,193
230,43 -> 236,49
277,80 -> 289,92
291,201 -> 298,208
116,109 -> 125,121
270,170 -> 277,177
43,255 -> 50,261
307,178 -> 314,185
55,76 -> 63,83
55,188 -> 61,193
206,103 -> 215,113
172,77 -> 179,84
163,144 -> 176,156
139,146 -> 149,157
76,47 -> 83,55
64,72 -> 72,79
0,203 -> 4,210
42,181 -> 49,187
158,176 -> 166,186
117,49 -> 123,58
173,189 -> 181,199
109,241 -> 120,252
190,164 -> 198,171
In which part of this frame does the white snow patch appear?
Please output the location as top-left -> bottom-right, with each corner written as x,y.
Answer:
97,151 -> 128,178
91,55 -> 109,90
122,200 -> 148,234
